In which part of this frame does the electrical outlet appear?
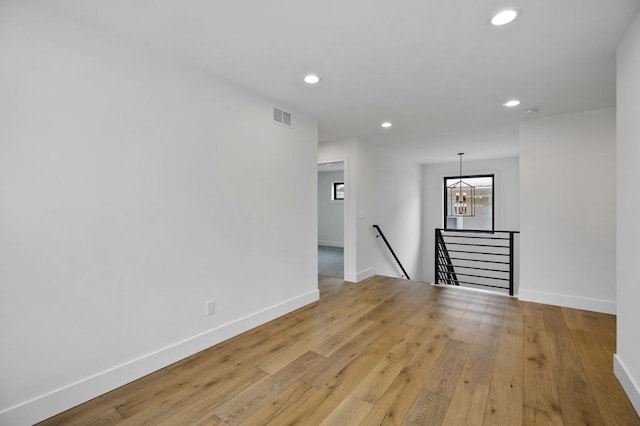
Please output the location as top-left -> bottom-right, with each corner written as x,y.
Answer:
205,300 -> 215,316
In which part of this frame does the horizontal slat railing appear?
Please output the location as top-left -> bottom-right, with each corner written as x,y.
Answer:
434,228 -> 519,295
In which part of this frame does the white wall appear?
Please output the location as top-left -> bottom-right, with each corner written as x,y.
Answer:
318,139 -> 422,282
371,149 -> 423,281
615,11 -> 640,415
421,157 -> 520,283
519,108 -> 616,314
0,2 -> 318,424
317,170 -> 344,247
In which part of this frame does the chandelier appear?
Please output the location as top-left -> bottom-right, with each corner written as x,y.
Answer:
447,153 -> 475,217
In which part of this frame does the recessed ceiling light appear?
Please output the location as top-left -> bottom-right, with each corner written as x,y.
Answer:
303,74 -> 320,84
524,108 -> 538,115
503,99 -> 521,108
381,122 -> 392,128
491,9 -> 518,26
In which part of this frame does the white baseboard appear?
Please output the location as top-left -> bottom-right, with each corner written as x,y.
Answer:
0,289 -> 320,426
356,267 -> 375,282
518,288 -> 616,314
343,267 -> 374,283
614,354 -> 640,415
431,282 -> 514,298
318,240 -> 344,248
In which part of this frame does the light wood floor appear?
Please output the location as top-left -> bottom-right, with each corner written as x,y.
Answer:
41,276 -> 639,425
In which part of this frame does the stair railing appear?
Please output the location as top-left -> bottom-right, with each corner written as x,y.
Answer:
435,229 -> 459,286
434,228 -> 519,295
372,225 -> 410,280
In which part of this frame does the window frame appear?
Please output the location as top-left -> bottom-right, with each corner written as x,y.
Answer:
332,181 -> 345,201
443,173 -> 495,231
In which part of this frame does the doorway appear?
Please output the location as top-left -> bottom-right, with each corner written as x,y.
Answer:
318,162 -> 344,278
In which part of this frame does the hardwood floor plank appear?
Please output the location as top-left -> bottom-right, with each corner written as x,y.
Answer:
571,329 -> 640,426
502,299 -> 524,337
451,311 -> 483,343
523,314 -> 563,423
113,367 -> 221,419
560,306 -> 589,331
320,395 -> 372,426
441,381 -> 488,426
270,321 -> 413,424
546,334 -> 605,425
522,301 -> 544,319
483,332 -> 524,425
476,301 -> 505,338
301,321 -> 411,389
40,406 -> 124,426
360,293 -> 423,327
542,304 -> 572,341
360,322 -> 457,425
311,318 -> 378,357
214,351 -> 323,424
423,338 -> 471,398
581,310 -> 617,355
39,276 -> 639,426
554,385 -> 605,426
258,301 -> 376,374
164,412 -> 228,426
240,380 -> 314,426
547,336 -> 591,395
461,333 -> 499,386
119,367 -> 268,424
401,389 -> 449,425
360,369 -> 421,426
351,323 -> 433,403
523,405 -> 559,425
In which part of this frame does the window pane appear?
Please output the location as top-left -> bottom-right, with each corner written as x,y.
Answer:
444,175 -> 493,231
333,182 -> 344,200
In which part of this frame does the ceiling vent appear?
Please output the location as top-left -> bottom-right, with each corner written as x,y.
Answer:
273,106 -> 292,127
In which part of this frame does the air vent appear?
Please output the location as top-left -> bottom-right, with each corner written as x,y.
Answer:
273,106 -> 292,127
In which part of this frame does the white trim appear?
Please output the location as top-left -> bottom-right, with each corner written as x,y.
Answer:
614,354 -> 640,415
318,240 -> 344,248
518,288 -> 616,314
0,290 -> 319,426
431,282 -> 514,298
344,271 -> 358,282
344,268 -> 375,283
356,267 -> 375,282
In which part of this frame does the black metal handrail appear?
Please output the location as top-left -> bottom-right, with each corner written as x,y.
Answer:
435,228 -> 519,295
372,225 -> 410,280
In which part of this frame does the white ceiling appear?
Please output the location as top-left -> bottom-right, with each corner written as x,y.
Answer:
52,0 -> 640,163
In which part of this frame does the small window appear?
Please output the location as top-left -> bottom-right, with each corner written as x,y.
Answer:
332,182 -> 345,201
443,174 -> 494,231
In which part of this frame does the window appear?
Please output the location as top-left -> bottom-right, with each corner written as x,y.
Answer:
443,174 -> 494,231
332,182 -> 345,201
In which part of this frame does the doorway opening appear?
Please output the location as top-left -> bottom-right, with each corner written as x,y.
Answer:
318,161 -> 344,278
